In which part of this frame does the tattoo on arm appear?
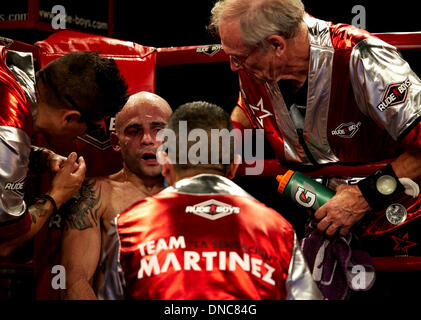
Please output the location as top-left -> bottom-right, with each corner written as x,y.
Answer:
63,180 -> 102,231
28,199 -> 49,224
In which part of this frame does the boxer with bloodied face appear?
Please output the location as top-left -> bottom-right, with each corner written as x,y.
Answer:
60,92 -> 172,299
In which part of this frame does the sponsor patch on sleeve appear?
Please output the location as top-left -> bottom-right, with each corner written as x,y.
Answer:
377,78 -> 412,112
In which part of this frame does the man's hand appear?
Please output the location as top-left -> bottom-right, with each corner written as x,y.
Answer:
44,148 -> 67,173
314,184 -> 371,237
0,152 -> 86,257
47,152 -> 86,209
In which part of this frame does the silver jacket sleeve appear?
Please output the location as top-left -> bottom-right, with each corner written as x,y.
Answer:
286,233 -> 324,300
0,126 -> 30,223
350,37 -> 421,140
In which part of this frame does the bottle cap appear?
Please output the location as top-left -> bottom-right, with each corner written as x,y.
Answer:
276,170 -> 295,194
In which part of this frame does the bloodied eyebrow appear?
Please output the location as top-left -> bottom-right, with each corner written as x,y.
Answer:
125,122 -> 166,130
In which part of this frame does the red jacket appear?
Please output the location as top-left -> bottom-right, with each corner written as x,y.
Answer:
99,174 -> 322,300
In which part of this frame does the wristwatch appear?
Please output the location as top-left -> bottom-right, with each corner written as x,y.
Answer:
357,164 -> 405,210
376,174 -> 398,195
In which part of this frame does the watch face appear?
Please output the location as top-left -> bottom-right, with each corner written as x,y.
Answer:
376,175 -> 397,195
386,203 -> 407,225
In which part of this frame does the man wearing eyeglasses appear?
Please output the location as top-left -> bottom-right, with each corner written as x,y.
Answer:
0,50 -> 129,259
209,0 -> 421,297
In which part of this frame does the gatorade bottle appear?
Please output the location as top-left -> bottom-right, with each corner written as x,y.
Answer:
276,170 -> 335,211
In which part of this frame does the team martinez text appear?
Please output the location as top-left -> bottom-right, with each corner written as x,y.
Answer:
157,121 -> 264,175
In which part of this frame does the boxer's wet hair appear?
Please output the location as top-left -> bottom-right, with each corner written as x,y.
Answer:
166,101 -> 235,174
36,51 -> 129,125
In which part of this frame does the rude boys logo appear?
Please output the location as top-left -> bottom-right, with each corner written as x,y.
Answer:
331,122 -> 362,138
185,199 -> 240,220
4,176 -> 26,196
377,78 -> 412,112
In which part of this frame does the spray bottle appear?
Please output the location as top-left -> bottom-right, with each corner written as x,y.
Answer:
276,170 -> 335,211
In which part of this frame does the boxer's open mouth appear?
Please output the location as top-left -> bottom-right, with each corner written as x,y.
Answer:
141,152 -> 158,164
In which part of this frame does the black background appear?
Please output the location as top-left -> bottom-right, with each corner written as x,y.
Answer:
112,0 -> 421,46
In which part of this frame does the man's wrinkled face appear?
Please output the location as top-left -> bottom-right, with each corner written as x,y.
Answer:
219,19 -> 282,83
116,103 -> 170,178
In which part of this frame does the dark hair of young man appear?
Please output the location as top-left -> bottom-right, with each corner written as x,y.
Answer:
36,51 -> 129,126
166,101 -> 235,175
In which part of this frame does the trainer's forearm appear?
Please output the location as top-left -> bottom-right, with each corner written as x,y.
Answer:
0,197 -> 56,257
391,151 -> 421,182
63,277 -> 98,300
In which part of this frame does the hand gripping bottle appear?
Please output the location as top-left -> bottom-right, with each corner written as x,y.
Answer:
276,170 -> 335,211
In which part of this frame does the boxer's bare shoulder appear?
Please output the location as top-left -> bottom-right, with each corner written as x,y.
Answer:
62,169 -> 154,232
62,176 -> 108,231
99,170 -> 153,232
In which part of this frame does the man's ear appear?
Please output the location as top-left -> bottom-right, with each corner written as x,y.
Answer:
158,150 -> 176,186
266,34 -> 286,56
61,110 -> 82,125
60,110 -> 85,136
110,132 -> 121,152
225,154 -> 241,180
